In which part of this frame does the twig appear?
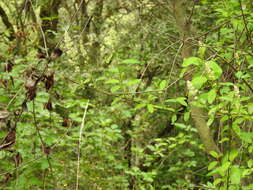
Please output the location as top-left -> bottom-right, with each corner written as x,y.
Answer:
100,68 -> 196,95
6,88 -> 23,109
168,43 -> 183,81
76,100 -> 89,190
238,0 -> 253,48
32,100 -> 54,176
187,0 -> 197,24
55,0 -> 85,49
28,0 -> 49,57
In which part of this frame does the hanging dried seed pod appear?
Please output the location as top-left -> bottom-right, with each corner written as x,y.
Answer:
43,145 -> 51,155
25,75 -> 37,101
27,86 -> 37,101
45,71 -> 54,91
44,99 -> 53,111
4,61 -> 14,72
51,48 -> 63,59
13,152 -> 22,167
62,118 -> 69,127
37,52 -> 46,59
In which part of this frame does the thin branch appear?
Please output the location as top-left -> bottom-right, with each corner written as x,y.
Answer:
0,5 -> 15,40
208,48 -> 253,94
76,100 -> 89,190
28,0 -> 49,57
99,68 -> 195,96
187,0 -> 198,24
55,0 -> 85,49
238,0 -> 253,48
168,43 -> 183,81
6,88 -> 23,109
32,100 -> 54,176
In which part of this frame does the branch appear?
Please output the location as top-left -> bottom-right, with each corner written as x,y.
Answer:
76,100 -> 89,190
0,5 -> 15,40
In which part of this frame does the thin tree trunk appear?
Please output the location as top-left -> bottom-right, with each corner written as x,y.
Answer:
123,120 -> 134,190
171,0 -> 221,156
39,0 -> 62,50
87,0 -> 103,66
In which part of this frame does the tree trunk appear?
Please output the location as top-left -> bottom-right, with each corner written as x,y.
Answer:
39,0 -> 62,50
87,0 -> 103,67
171,0 -> 221,156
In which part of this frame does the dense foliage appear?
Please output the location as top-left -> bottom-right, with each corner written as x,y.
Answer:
1,0 -> 253,189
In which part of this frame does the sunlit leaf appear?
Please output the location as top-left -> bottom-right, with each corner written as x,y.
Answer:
147,104 -> 154,113
229,149 -> 239,161
191,76 -> 207,89
230,166 -> 241,185
121,59 -> 140,64
208,89 -> 216,104
182,57 -> 203,67
208,161 -> 218,170
205,61 -> 222,80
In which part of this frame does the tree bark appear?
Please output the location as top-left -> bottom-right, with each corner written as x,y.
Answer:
171,0 -> 220,155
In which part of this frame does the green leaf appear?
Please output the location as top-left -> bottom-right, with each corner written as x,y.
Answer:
135,103 -> 146,110
208,89 -> 217,104
182,57 -> 203,67
208,161 -> 218,170
247,55 -> 253,68
179,67 -> 188,78
126,79 -> 140,86
147,104 -> 154,113
232,124 -> 241,134
213,178 -> 222,186
153,105 -> 175,112
171,114 -> 177,123
191,76 -> 207,89
166,97 -> 187,106
176,97 -> 188,106
205,61 -> 222,80
121,59 -> 140,64
207,117 -> 214,126
105,79 -> 120,84
198,45 -> 207,58
174,123 -> 187,129
40,159 -> 50,169
247,103 -> 253,114
29,177 -> 43,185
247,160 -> 253,167
218,161 -> 231,176
239,132 -> 253,143
235,71 -> 243,79
159,80 -> 167,90
110,85 -> 120,92
229,149 -> 239,161
230,166 -> 241,184
41,16 -> 59,21
184,112 -> 190,122
207,167 -> 220,177
209,151 -> 219,159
